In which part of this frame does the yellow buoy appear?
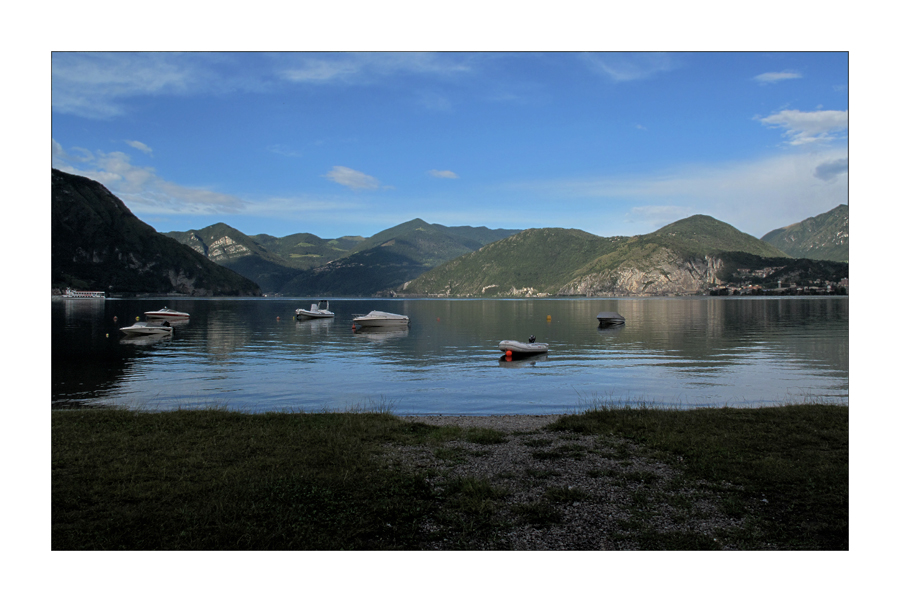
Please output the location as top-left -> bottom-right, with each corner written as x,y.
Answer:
546,315 -> 552,321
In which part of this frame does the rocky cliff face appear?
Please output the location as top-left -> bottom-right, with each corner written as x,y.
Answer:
559,252 -> 724,296
207,236 -> 253,261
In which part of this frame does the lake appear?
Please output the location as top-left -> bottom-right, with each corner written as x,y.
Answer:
51,297 -> 849,415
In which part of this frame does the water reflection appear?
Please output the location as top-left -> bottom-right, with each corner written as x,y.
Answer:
498,354 -> 550,368
51,297 -> 849,413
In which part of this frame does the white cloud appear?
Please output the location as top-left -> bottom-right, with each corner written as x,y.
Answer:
581,52 -> 678,82
753,71 -> 802,85
758,109 -> 848,146
506,149 -> 848,237
52,139 -> 245,215
428,169 -> 459,179
324,166 -> 383,190
125,140 -> 153,155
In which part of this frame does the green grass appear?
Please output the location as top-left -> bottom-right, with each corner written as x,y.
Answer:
52,403 -> 848,550
550,402 -> 848,550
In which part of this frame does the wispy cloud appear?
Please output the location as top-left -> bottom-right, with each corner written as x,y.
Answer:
53,139 -> 369,220
416,90 -> 453,112
581,52 -> 679,82
267,144 -> 303,158
52,52 -> 200,119
52,139 -> 245,215
758,109 -> 848,145
279,52 -> 473,85
753,71 -> 802,85
125,140 -> 153,155
505,149 -> 848,237
324,166 -> 384,190
428,169 -> 459,179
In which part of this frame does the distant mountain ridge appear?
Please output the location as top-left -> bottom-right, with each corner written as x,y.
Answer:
51,169 -> 260,296
164,218 -> 520,296
59,167 -> 847,298
761,205 -> 848,262
401,215 -> 792,297
277,219 -> 521,296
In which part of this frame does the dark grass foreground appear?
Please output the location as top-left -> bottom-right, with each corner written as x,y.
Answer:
52,404 -> 848,550
551,404 -> 848,550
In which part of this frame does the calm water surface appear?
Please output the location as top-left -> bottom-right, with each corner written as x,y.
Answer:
52,297 -> 849,414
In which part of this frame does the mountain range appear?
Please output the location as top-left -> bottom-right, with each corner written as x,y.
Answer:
51,169 -> 260,296
163,218 -> 520,296
51,169 -> 848,297
401,212 -> 848,297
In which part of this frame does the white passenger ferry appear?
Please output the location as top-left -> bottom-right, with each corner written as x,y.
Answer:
63,288 -> 106,299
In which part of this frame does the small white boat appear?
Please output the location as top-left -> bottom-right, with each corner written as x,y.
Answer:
499,339 -> 549,356
144,307 -> 190,319
352,310 -> 410,327
119,323 -> 173,337
295,300 -> 335,320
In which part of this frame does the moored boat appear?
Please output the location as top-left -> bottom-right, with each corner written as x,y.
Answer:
596,312 -> 625,326
63,288 -> 105,299
144,307 -> 190,319
499,339 -> 549,356
352,310 -> 409,327
119,323 -> 173,337
295,300 -> 335,320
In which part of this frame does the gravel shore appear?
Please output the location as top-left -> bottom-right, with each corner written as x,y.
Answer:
392,415 -> 750,550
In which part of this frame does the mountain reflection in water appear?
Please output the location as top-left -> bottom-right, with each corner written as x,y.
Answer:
51,297 -> 848,415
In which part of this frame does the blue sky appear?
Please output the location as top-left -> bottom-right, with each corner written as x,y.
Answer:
51,51 -> 848,240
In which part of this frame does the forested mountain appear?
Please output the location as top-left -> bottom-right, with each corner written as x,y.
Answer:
164,218 -> 520,296
761,205 -> 849,262
56,167 -> 846,298
401,215 -> 793,297
278,219 -> 521,296
51,169 -> 260,296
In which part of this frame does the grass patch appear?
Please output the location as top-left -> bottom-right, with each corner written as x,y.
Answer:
53,403 -> 848,550
53,407 -> 441,550
550,403 -> 848,550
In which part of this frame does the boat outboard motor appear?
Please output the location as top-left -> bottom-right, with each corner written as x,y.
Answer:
528,335 -> 536,343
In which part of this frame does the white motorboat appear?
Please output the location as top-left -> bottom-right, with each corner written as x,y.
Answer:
352,310 -> 410,327
144,307 -> 190,319
295,300 -> 335,320
119,323 -> 173,337
499,339 -> 549,356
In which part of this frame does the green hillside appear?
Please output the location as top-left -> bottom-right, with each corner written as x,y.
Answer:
401,228 -> 624,296
164,223 -> 305,293
51,169 -> 260,296
249,232 -> 364,269
279,219 -> 521,296
761,205 -> 848,262
402,215 -> 792,297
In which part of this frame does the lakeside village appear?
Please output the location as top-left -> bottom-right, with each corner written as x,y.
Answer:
708,266 -> 848,296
